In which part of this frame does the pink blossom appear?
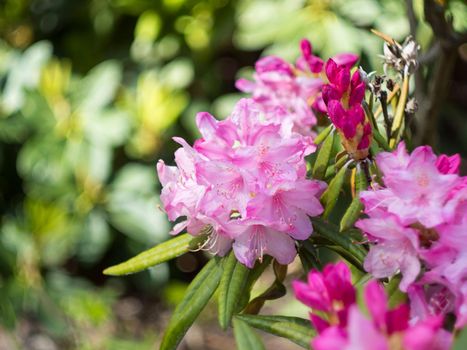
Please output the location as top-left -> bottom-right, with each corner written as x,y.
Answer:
157,98 -> 326,267
236,39 -> 359,136
231,223 -> 297,268
377,145 -> 459,227
356,214 -> 420,291
358,142 -> 466,327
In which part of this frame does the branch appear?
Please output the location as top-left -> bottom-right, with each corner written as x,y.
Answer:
414,0 -> 466,146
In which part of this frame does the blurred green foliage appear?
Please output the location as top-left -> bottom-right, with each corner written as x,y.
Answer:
0,0 -> 465,348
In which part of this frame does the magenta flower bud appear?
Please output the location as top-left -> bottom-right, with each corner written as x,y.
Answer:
322,59 -> 371,160
294,264 -> 453,350
300,39 -> 313,60
331,52 -> 359,69
293,262 -> 356,329
435,154 -> 461,174
255,56 -> 294,77
299,39 -> 324,73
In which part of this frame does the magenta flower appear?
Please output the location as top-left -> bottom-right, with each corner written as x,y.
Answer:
304,278 -> 452,350
435,154 -> 461,174
293,264 -> 452,350
322,58 -> 371,160
292,262 -> 356,331
157,98 -> 326,268
342,281 -> 451,350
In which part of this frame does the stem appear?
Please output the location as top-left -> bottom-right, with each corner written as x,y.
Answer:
374,84 -> 400,119
379,90 -> 391,140
405,0 -> 426,99
389,73 -> 409,148
413,0 -> 467,146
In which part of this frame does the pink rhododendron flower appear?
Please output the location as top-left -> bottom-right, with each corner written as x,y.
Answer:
356,213 -> 420,291
236,39 -> 358,137
322,58 -> 371,160
157,98 -> 326,268
357,142 -> 466,327
294,264 -> 452,350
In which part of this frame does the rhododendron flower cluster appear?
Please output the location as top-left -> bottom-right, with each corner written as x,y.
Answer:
293,262 -> 452,350
236,39 -> 358,137
157,98 -> 326,268
322,58 -> 372,160
356,143 -> 467,327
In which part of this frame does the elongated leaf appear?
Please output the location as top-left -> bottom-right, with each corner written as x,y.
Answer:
321,161 -> 350,218
372,126 -> 391,151
246,256 -> 272,288
236,314 -> 314,349
340,165 -> 368,231
160,257 -> 223,350
314,125 -> 333,145
244,261 -> 287,315
312,130 -> 335,180
218,251 -> 250,329
298,240 -> 322,272
311,218 -> 367,271
233,318 -> 265,350
362,100 -> 390,152
386,275 -> 407,308
389,73 -> 409,148
340,198 -> 363,232
103,233 -> 207,276
453,328 -> 467,350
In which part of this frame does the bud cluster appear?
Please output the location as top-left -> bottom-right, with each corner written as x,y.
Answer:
322,59 -> 372,160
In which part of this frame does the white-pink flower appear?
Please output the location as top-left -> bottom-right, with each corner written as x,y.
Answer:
357,142 -> 466,327
157,98 -> 326,268
236,39 -> 358,138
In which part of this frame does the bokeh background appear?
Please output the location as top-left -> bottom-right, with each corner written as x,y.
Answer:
0,0 -> 466,349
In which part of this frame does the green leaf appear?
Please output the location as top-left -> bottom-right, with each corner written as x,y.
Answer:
3,41 -> 52,113
340,164 -> 368,231
312,130 -> 335,180
236,314 -> 314,349
83,109 -> 131,147
107,164 -> 170,244
311,218 -> 367,271
244,261 -> 287,315
340,197 -> 363,232
297,240 -> 322,272
245,256 -> 272,289
103,233 -> 207,276
73,60 -> 122,112
218,251 -> 250,329
76,210 -> 111,264
321,161 -> 350,218
453,327 -> 467,350
372,127 -> 391,151
160,58 -> 194,89
314,125 -> 333,145
233,318 -> 265,350
386,275 -> 407,308
160,257 -> 223,350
